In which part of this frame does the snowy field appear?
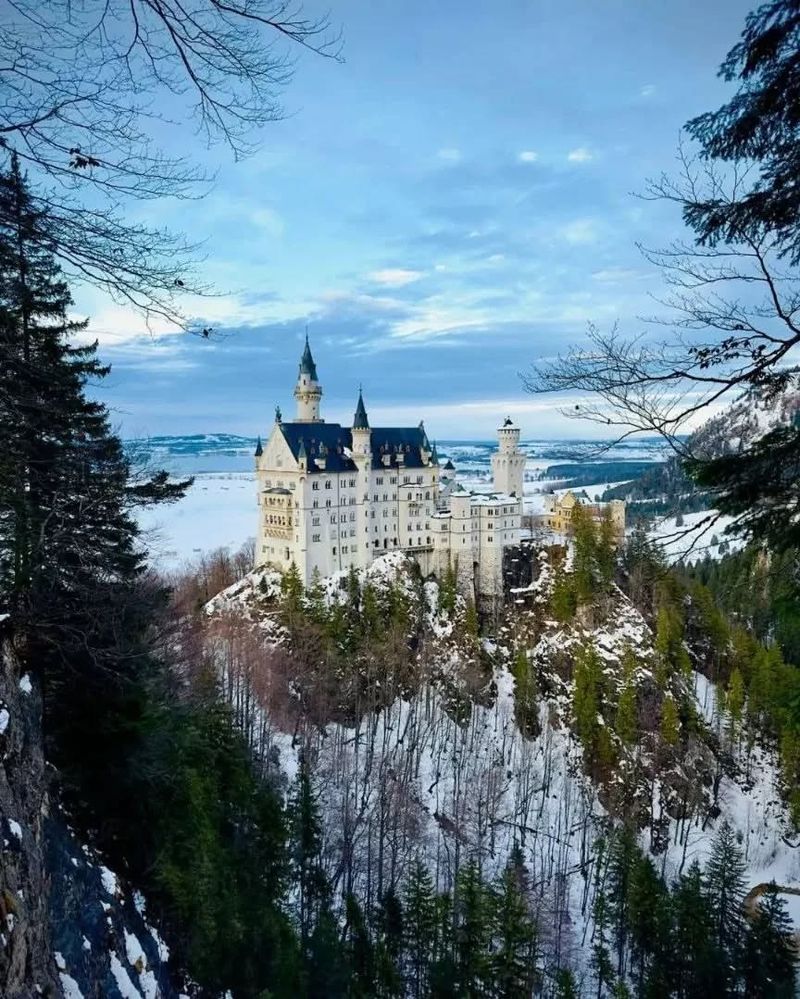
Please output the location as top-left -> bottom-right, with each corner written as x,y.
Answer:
648,509 -> 742,565
137,473 -> 255,571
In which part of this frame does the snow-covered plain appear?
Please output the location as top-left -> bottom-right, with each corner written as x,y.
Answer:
137,473 -> 255,571
648,509 -> 742,565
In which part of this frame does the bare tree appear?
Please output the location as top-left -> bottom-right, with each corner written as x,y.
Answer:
527,151 -> 799,459
0,0 -> 341,329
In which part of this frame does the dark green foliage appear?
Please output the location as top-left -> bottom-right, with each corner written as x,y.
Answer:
452,860 -> 492,997
704,820 -> 747,987
685,0 -> 800,264
403,858 -> 438,999
687,425 -> 800,553
490,853 -> 537,998
743,886 -> 798,998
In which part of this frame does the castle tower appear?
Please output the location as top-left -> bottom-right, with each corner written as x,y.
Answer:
491,417 -> 525,497
351,387 -> 371,457
351,388 -> 372,568
293,334 -> 323,422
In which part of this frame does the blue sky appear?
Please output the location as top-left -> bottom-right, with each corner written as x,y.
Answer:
80,0 -> 754,440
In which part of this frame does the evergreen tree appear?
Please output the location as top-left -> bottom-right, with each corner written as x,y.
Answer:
573,642 -> 602,756
626,854 -> 670,994
374,888 -> 404,998
288,754 -> 331,956
671,861 -> 722,998
403,858 -> 438,999
660,695 -> 680,747
742,886 -> 797,998
704,820 -> 747,992
452,860 -> 491,997
490,858 -> 537,998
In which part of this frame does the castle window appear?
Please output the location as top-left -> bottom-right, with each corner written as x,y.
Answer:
342,545 -> 348,554
312,533 -> 320,542
349,478 -> 356,487
377,476 -> 384,485
326,499 -> 331,508
390,476 -> 396,484
331,514 -> 336,523
325,480 -> 332,489
383,493 -> 388,501
373,493 -> 379,501
332,546 -> 337,555
313,499 -> 319,508
312,481 -> 319,490
488,536 -> 493,542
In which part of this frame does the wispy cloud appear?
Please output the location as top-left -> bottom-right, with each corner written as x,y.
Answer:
567,147 -> 593,163
559,218 -> 599,245
367,268 -> 424,287
436,147 -> 462,163
640,84 -> 656,98
518,150 -> 539,163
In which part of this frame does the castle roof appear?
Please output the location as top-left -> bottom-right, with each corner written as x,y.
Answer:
443,459 -> 455,471
278,422 -> 432,473
298,334 -> 318,381
353,389 -> 369,430
254,435 -> 263,457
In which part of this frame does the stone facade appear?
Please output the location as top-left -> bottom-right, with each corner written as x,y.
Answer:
254,340 -> 526,600
532,489 -> 625,540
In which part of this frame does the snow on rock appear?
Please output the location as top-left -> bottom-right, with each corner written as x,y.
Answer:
0,705 -> 9,734
99,865 -> 120,897
110,951 -> 144,999
18,673 -> 32,694
60,972 -> 85,999
7,819 -> 22,842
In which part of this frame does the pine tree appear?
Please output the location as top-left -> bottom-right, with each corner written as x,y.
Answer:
626,854 -> 670,993
550,570 -> 577,623
660,695 -> 680,747
490,860 -> 537,998
573,642 -> 602,755
403,857 -> 438,999
344,891 -> 375,997
452,860 -> 491,998
671,861 -> 722,998
553,968 -> 578,999
374,888 -> 404,998
288,754 -> 330,955
742,885 -> 797,998
725,667 -> 745,742
704,820 -> 747,992
571,502 -> 598,602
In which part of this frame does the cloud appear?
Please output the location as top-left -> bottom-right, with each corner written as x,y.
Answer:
250,207 -> 285,237
367,268 -> 424,287
640,84 -> 656,98
567,147 -> 593,163
559,218 -> 599,245
518,150 -> 539,163
436,147 -> 462,163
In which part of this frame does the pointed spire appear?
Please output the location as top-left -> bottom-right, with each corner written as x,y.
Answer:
298,331 -> 318,381
353,387 -> 369,430
275,404 -> 282,423
297,438 -> 307,463
254,435 -> 263,457
431,440 -> 439,464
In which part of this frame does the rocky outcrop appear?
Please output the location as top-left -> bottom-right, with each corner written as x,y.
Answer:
1,625 -> 181,998
0,626 -> 60,997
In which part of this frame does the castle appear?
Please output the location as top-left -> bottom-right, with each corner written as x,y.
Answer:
531,489 -> 625,540
254,338 -> 526,600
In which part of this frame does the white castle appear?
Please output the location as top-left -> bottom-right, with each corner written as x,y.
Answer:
255,338 -> 526,600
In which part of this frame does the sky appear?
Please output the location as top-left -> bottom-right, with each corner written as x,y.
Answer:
79,0 -> 755,441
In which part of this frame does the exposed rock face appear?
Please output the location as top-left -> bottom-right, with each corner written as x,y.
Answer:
0,628 -> 59,997
1,626 -> 181,998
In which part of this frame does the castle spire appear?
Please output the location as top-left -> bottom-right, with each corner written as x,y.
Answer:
298,331 -> 318,381
353,387 -> 369,430
294,332 -> 323,422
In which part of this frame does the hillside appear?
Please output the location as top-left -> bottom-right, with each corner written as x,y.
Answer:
200,541 -> 800,993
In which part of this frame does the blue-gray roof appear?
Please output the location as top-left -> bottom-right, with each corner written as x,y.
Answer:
279,422 -> 436,473
298,335 -> 318,381
353,390 -> 369,429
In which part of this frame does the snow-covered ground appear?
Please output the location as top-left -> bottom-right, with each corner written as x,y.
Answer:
137,473 -> 255,571
648,509 -> 742,565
